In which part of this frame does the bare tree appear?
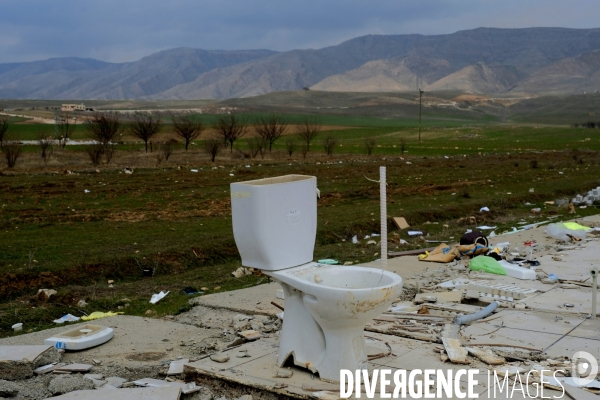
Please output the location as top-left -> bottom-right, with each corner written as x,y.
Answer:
0,116 -> 8,147
85,112 -> 122,145
38,133 -> 53,164
296,117 -> 321,153
246,137 -> 264,159
56,113 -> 75,148
3,142 -> 22,168
104,143 -> 116,164
323,135 -> 338,157
203,137 -> 223,162
285,138 -> 296,156
215,114 -> 247,153
128,112 -> 163,153
85,143 -> 104,166
171,113 -> 205,151
160,140 -> 175,161
364,137 -> 376,155
253,114 -> 288,152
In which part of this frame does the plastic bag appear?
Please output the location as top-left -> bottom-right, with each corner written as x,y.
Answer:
469,256 -> 507,275
81,311 -> 123,321
546,223 -> 588,242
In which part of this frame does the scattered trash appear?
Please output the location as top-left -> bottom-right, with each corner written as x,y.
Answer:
84,189 -> 90,193
469,256 -> 507,275
546,222 -> 589,242
12,323 -> 22,332
393,217 -> 410,230
53,314 -> 81,324
408,230 -> 423,236
479,207 -> 490,212
476,225 -> 497,230
123,167 -> 133,174
317,259 -> 339,264
77,300 -> 87,308
81,311 -> 123,321
149,291 -> 169,304
548,274 -> 559,282
38,289 -> 58,299
351,235 -> 358,244
531,208 -> 541,214
190,169 -> 198,173
182,287 -> 201,295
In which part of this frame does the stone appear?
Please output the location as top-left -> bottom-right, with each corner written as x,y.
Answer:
49,375 -> 95,395
0,379 -> 19,397
210,353 -> 230,363
83,374 -> 104,381
276,368 -> 293,378
105,376 -> 127,388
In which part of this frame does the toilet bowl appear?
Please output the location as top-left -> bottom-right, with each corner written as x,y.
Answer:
266,262 -> 402,381
230,174 -> 403,382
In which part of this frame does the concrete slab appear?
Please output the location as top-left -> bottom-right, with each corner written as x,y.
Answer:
522,286 -> 597,315
191,282 -> 284,316
0,316 -> 223,367
51,386 -> 181,399
0,345 -> 52,362
545,335 -> 600,359
567,318 -> 600,340
471,309 -> 587,336
462,326 -> 562,351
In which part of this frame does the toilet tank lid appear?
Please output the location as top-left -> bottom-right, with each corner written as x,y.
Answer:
232,175 -> 315,187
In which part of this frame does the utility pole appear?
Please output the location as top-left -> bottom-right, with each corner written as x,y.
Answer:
418,89 -> 424,143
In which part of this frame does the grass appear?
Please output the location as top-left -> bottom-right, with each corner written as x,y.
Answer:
1,115 -> 600,338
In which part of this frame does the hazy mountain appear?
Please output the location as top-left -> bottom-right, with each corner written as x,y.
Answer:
510,50 -> 600,94
2,27 -> 600,99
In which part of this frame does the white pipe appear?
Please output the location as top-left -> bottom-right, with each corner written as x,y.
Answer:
453,301 -> 499,325
380,166 -> 387,270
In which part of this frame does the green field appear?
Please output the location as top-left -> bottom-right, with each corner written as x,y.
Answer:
1,102 -> 600,338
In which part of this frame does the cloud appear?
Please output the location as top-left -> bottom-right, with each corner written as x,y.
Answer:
1,0 -> 599,63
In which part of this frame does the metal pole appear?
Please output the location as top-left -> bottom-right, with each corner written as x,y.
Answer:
418,90 -> 424,143
592,269 -> 598,319
380,166 -> 387,270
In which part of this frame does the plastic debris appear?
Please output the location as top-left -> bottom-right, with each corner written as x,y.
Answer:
479,207 -> 490,212
84,189 -> 90,193
81,311 -> 124,321
190,169 -> 198,173
317,259 -> 339,264
469,256 -> 507,275
149,291 -> 170,304
408,230 -> 423,236
546,223 -> 589,242
53,314 -> 81,324
12,323 -> 23,332
351,235 -> 358,244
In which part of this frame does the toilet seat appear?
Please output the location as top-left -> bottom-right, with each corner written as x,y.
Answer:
265,262 -> 402,382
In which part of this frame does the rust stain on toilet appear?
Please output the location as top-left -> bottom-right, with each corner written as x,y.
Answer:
340,286 -> 398,318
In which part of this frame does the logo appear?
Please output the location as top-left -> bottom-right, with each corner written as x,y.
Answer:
571,351 -> 598,387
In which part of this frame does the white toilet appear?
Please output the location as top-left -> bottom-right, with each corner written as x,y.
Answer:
231,175 -> 403,382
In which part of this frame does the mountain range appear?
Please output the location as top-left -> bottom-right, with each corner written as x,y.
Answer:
3,27 -> 600,100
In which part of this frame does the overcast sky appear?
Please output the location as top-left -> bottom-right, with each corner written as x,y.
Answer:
2,0 -> 599,64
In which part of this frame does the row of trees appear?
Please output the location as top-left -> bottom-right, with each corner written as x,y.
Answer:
0,112 -> 389,167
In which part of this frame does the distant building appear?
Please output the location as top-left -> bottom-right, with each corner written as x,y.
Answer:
61,103 -> 95,112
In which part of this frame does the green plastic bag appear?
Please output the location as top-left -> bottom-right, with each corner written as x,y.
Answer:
469,256 -> 507,275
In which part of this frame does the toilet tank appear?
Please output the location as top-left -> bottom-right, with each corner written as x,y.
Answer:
231,175 -> 317,270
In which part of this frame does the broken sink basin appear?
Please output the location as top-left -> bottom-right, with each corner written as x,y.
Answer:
44,324 -> 113,351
